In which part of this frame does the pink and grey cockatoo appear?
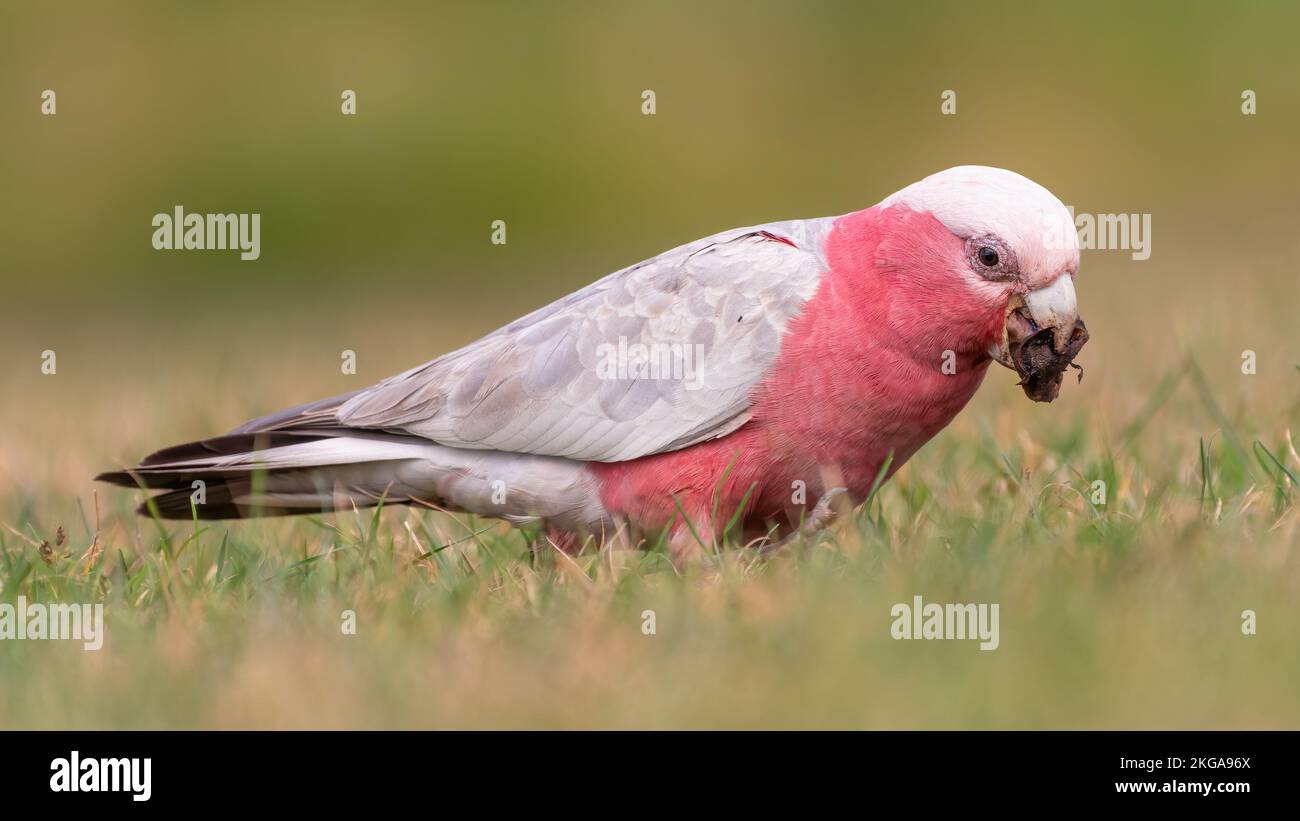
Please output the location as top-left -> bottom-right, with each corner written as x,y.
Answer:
100,165 -> 1088,555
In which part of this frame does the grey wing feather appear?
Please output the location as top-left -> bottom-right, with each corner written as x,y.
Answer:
242,218 -> 833,463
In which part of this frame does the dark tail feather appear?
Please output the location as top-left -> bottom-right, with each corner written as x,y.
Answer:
98,429 -> 441,520
95,431 -> 334,490
139,431 -> 333,468
139,478 -> 250,519
137,477 -> 368,520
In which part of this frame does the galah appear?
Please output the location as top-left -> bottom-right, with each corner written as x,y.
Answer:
99,165 -> 1088,556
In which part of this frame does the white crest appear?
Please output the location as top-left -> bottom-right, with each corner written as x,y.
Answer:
880,165 -> 1079,283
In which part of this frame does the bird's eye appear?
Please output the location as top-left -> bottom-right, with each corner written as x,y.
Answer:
965,236 -> 1015,280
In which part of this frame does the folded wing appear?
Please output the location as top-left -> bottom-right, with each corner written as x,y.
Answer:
236,220 -> 831,463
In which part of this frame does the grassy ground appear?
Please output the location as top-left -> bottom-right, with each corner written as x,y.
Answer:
1,278 -> 1296,729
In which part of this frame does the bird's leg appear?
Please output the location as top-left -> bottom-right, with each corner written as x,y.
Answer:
526,532 -> 542,568
543,525 -> 582,556
761,487 -> 851,553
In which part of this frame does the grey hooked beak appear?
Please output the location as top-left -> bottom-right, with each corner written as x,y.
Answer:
990,273 -> 1089,402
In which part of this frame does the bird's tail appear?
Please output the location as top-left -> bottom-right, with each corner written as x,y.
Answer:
96,430 -> 608,527
95,431 -> 445,519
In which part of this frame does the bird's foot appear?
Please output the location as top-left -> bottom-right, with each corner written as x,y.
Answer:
760,487 -> 851,554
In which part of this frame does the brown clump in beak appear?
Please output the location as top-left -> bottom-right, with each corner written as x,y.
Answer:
1011,318 -> 1089,402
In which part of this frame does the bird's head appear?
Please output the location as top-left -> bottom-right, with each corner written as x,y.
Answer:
867,165 -> 1089,402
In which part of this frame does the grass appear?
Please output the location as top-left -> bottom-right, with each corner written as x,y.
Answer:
1,332 -> 1297,728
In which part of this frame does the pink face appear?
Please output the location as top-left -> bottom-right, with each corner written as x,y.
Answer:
872,166 -> 1089,402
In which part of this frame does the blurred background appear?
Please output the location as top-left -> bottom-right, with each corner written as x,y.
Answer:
0,1 -> 1296,728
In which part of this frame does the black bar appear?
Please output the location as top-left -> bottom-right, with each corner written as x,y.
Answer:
2,730 -> 1286,808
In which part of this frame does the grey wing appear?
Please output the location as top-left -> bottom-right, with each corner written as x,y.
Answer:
242,219 -> 832,463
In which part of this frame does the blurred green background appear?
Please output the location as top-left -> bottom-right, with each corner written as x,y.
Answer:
0,2 -> 1297,729
2,0 -> 1297,302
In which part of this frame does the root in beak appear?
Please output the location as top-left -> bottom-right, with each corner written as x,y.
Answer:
1011,318 -> 1089,402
